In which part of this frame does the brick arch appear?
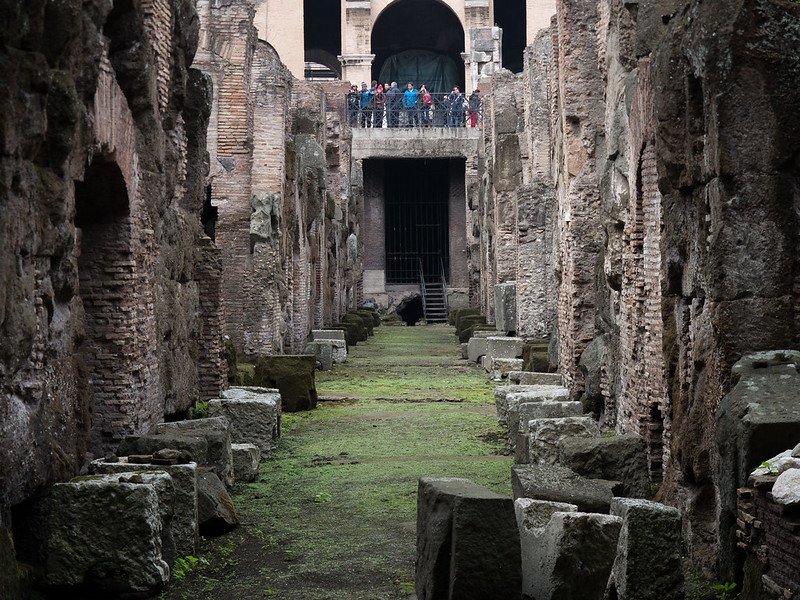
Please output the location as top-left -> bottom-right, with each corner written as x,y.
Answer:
75,58 -> 162,453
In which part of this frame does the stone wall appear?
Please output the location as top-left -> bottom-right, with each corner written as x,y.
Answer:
196,3 -> 355,356
480,0 -> 800,579
0,0 -> 222,576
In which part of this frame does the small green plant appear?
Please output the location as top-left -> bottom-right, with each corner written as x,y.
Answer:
192,401 -> 209,419
172,555 -> 208,581
313,491 -> 333,503
713,581 -> 737,600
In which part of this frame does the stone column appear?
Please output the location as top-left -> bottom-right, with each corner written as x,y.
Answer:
341,0 -> 373,84
467,27 -> 502,92
339,54 -> 376,86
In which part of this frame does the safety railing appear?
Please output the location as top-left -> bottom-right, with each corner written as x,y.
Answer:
418,258 -> 428,317
440,257 -> 449,316
345,92 -> 483,129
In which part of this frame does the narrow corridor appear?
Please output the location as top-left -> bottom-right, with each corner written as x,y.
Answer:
165,325 -> 511,600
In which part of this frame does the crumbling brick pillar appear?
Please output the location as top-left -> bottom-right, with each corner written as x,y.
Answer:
551,0 -> 605,398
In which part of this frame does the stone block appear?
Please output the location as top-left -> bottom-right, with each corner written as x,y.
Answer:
343,312 -> 373,336
512,463 -> 619,514
494,282 -> 517,334
44,473 -> 170,593
231,443 -> 261,483
509,371 -> 562,386
715,351 -> 800,573
495,384 -> 567,426
605,498 -> 684,600
526,416 -> 600,465
416,477 -> 521,600
197,469 -> 239,536
304,340 -> 334,371
515,498 -> 578,600
89,459 -> 198,559
504,387 -> 572,450
208,389 -> 280,453
311,329 -> 346,342
530,511 -> 622,600
253,355 -> 318,412
489,358 -> 523,379
559,435 -> 651,498
468,336 -> 489,363
119,416 -> 233,487
472,27 -> 496,52
486,336 -> 525,360
514,402 -> 583,462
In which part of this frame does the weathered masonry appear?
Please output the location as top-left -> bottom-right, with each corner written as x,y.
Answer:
0,0 -> 226,590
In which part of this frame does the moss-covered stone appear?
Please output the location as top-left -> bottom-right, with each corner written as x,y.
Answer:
354,309 -> 380,327
454,311 -> 484,333
332,322 -> 364,346
522,342 -> 553,372
253,355 -> 318,412
235,363 -> 255,386
343,313 -> 373,337
455,313 -> 488,342
449,308 -> 480,326
459,323 -> 495,344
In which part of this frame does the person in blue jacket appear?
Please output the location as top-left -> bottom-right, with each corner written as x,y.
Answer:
360,82 -> 373,128
403,82 -> 420,127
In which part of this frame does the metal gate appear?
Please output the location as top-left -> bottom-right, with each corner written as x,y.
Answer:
384,159 -> 450,284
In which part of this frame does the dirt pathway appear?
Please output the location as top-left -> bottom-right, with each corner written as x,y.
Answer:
163,324 -> 511,600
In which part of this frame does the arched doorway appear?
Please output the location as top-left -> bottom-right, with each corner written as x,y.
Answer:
371,0 -> 465,94
74,158 -> 137,454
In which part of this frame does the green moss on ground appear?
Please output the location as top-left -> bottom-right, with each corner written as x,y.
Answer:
164,325 -> 510,600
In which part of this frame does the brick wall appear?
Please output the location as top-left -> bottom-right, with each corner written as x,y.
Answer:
738,482 -> 800,599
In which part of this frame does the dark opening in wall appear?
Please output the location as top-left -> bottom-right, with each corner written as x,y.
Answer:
201,184 -> 218,241
494,0 -> 526,74
371,0 -> 465,93
304,0 -> 342,79
74,159 -> 136,455
383,159 -> 451,284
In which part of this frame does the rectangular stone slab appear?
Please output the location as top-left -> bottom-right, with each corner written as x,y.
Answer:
45,474 -> 170,593
512,463 -> 619,514
208,391 -> 280,453
509,371 -> 562,386
486,336 -> 525,360
416,477 -> 521,600
605,498 -> 684,600
90,459 -> 198,559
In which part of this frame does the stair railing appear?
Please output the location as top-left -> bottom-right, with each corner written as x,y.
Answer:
418,258 -> 428,320
440,257 -> 449,318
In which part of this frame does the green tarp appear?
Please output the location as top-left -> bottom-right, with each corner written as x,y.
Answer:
378,50 -> 461,94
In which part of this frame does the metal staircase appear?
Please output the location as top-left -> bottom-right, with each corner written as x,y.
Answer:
419,259 -> 449,324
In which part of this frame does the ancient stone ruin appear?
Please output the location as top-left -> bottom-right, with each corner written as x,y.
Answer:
1,0 -> 799,598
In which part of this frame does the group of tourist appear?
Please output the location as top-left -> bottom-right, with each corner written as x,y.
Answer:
347,81 -> 481,129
